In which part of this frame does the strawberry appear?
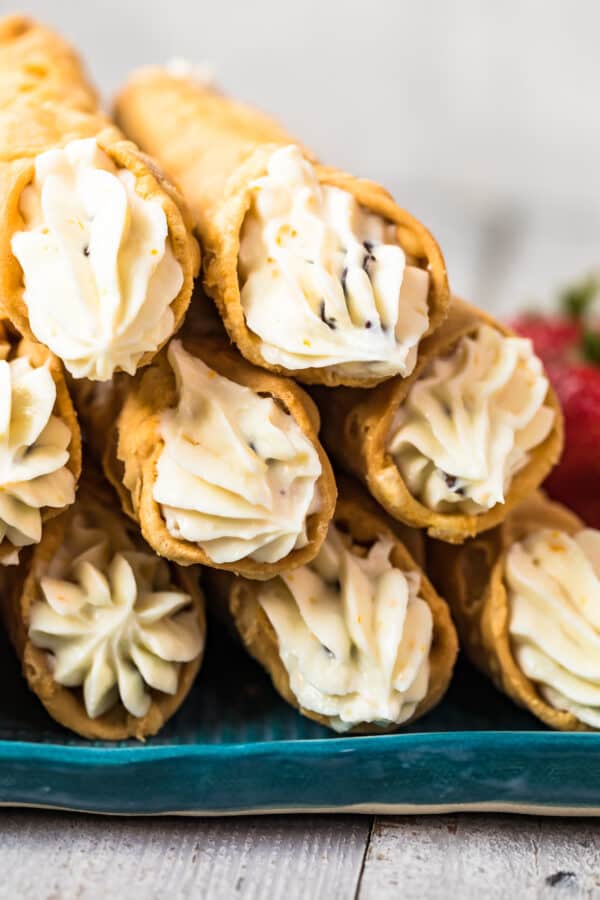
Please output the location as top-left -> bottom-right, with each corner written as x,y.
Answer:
511,275 -> 600,527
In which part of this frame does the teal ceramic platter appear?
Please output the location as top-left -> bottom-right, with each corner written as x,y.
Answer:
1,627 -> 599,816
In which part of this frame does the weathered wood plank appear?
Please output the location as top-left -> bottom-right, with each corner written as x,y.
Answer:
0,810 -> 371,900
358,815 -> 600,899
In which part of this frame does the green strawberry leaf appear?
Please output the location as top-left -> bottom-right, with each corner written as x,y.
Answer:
561,274 -> 600,319
582,329 -> 600,365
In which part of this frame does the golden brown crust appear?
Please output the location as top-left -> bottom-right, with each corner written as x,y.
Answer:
0,17 -> 199,369
313,297 -> 564,543
104,335 -> 337,578
427,491 -> 593,731
0,15 -> 99,113
205,476 -> 458,733
0,330 -> 81,564
0,472 -> 205,740
115,68 -> 449,387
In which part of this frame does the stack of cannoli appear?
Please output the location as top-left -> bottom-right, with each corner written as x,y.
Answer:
0,14 -> 589,740
0,16 -> 204,740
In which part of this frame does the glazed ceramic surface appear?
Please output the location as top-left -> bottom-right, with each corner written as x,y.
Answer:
1,628 -> 600,816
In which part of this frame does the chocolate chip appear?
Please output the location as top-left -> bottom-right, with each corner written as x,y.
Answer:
248,441 -> 256,452
83,245 -> 90,257
442,471 -> 466,496
361,241 -> 377,274
365,320 -> 372,329
319,300 -> 337,330
362,252 -> 375,274
442,472 -> 458,488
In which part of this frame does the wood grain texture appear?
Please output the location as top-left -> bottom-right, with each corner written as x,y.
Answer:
358,815 -> 600,899
3,811 -> 600,899
0,810 -> 371,900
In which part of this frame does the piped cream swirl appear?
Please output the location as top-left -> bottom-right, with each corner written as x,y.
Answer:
386,324 -> 554,514
0,353 -> 74,562
154,341 -> 322,564
28,506 -> 203,719
12,138 -> 183,381
238,145 -> 430,377
506,528 -> 600,728
258,524 -> 432,731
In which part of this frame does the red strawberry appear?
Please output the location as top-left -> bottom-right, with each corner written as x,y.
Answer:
543,364 -> 600,527
511,275 -> 600,527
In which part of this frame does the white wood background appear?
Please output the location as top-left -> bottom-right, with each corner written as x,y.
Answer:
2,810 -> 600,899
1,2 -> 600,897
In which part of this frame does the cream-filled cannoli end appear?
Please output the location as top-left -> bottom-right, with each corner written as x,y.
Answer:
0,329 -> 80,566
429,492 -> 600,731
316,298 -> 563,543
8,136 -> 195,381
506,525 -> 600,729
208,481 -> 457,733
1,480 -> 205,740
204,142 -> 448,387
233,145 -> 434,383
386,321 -> 555,513
106,336 -> 337,578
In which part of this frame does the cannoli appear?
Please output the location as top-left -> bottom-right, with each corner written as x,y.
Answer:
114,66 -> 448,387
205,477 -> 457,733
0,473 -> 205,740
428,492 -> 600,731
0,16 -> 199,381
0,321 -> 80,566
104,336 -> 336,577
314,298 -> 563,543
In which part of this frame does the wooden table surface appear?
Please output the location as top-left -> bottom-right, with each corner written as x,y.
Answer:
2,810 -> 600,899
2,200 -> 599,900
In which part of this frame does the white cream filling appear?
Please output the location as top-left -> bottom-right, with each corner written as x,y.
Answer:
154,341 -> 322,565
11,138 -> 183,381
506,528 -> 600,728
386,324 -> 554,514
0,354 -> 75,562
28,506 -> 203,719
238,145 -> 430,377
258,524 -> 432,731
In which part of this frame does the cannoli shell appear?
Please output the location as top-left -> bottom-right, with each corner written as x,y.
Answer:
427,491 -> 591,731
0,14 -> 99,112
313,297 -> 564,543
0,475 -> 206,740
0,17 -> 200,367
104,336 -> 337,578
205,476 -> 458,733
0,328 -> 82,564
115,68 -> 449,387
